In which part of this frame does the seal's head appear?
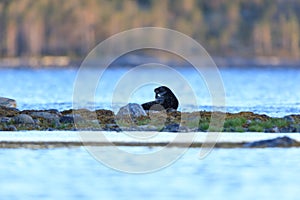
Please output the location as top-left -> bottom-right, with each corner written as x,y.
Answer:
155,86 -> 179,110
154,86 -> 169,98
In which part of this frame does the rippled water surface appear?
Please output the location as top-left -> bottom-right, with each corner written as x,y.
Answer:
0,67 -> 299,117
0,147 -> 299,199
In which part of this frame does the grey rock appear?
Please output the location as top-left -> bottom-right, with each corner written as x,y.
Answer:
293,124 -> 300,132
59,116 -> 75,123
180,126 -> 198,132
283,115 -> 295,123
29,110 -> 60,127
161,123 -> 180,132
13,114 -> 35,124
243,136 -> 299,148
135,125 -> 161,131
0,117 -> 12,123
25,112 -> 61,128
46,109 -> 61,115
29,111 -> 60,126
30,111 -> 60,120
265,126 -> 280,133
103,124 -> 122,132
33,118 -> 41,125
116,103 -> 147,120
60,114 -> 85,124
280,125 -> 297,133
5,125 -> 17,131
0,97 -> 17,108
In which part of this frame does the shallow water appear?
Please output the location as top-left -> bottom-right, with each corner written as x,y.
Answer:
0,67 -> 299,117
0,147 -> 299,199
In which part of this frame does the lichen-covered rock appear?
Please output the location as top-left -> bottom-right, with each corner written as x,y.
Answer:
13,114 -> 35,124
0,97 -> 17,108
62,109 -> 97,120
96,109 -> 116,124
0,106 -> 19,117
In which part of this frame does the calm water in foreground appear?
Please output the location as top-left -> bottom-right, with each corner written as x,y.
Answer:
0,67 -> 299,199
0,147 -> 299,200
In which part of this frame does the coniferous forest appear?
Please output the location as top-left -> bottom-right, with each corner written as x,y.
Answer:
0,0 -> 299,58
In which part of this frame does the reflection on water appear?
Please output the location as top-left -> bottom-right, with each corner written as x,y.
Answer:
0,67 -> 299,116
0,147 -> 299,199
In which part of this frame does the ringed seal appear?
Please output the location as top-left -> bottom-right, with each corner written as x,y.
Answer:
141,86 -> 179,111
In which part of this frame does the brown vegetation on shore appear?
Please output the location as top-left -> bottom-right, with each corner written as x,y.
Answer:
0,106 -> 299,133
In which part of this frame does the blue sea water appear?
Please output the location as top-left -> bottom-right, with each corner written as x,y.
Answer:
0,67 -> 299,117
0,147 -> 299,200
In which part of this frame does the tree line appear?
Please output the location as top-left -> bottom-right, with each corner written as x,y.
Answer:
0,0 -> 299,58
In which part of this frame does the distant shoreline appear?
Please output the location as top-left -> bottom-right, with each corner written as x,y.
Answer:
0,56 -> 300,68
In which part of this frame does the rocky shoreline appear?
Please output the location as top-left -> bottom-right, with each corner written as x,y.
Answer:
0,106 -> 299,133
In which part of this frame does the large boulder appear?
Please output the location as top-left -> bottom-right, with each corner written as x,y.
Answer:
29,111 -> 60,120
117,103 -> 147,118
116,103 -> 147,125
0,97 -> 17,108
13,114 -> 35,124
30,111 -> 61,127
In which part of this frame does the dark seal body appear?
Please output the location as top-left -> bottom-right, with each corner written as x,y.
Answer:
141,86 -> 179,111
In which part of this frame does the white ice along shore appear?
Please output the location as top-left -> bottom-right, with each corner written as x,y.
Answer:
0,131 -> 300,146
